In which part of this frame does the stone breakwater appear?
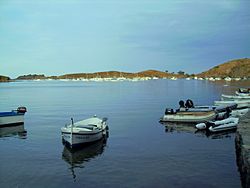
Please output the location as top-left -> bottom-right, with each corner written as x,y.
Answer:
235,111 -> 250,188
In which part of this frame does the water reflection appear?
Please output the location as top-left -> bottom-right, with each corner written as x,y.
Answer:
0,124 -> 27,139
195,129 -> 236,139
159,122 -> 196,134
62,135 -> 108,181
160,122 -> 236,139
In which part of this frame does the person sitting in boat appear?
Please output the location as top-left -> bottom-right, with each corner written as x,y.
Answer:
185,99 -> 194,108
179,100 -> 186,111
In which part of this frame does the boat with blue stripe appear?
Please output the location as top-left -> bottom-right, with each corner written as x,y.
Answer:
0,107 -> 27,127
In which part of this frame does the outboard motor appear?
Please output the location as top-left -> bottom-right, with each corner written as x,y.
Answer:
185,99 -> 194,108
17,107 -> 27,114
224,107 -> 232,119
165,108 -> 175,115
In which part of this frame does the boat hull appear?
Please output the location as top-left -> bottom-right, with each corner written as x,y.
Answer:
214,100 -> 250,108
221,94 -> 250,101
160,111 -> 216,123
0,114 -> 24,127
236,91 -> 250,97
61,129 -> 106,147
208,117 -> 239,133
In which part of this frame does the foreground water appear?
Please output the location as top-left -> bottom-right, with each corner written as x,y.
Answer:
0,79 -> 249,188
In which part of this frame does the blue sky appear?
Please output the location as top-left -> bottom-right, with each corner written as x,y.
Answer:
0,0 -> 249,78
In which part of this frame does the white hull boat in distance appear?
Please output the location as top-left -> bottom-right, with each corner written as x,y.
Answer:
221,94 -> 250,101
214,100 -> 250,108
208,117 -> 239,133
236,91 -> 250,97
0,107 -> 27,127
235,88 -> 250,96
231,107 -> 249,117
160,110 -> 216,123
61,116 -> 108,148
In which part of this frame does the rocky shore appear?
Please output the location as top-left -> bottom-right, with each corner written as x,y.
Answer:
235,111 -> 250,188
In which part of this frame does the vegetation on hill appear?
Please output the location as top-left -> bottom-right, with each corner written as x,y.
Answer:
16,74 -> 47,80
0,75 -> 10,82
197,58 -> 250,78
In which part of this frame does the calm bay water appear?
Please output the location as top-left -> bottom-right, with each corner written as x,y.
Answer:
0,79 -> 249,188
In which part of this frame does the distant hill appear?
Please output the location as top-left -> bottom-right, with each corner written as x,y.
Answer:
0,75 -> 10,82
197,58 -> 250,78
16,74 -> 47,80
6,58 -> 250,81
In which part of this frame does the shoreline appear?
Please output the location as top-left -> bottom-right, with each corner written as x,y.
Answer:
0,76 -> 249,83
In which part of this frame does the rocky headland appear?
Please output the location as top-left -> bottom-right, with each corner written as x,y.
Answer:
197,58 -> 250,79
0,75 -> 11,82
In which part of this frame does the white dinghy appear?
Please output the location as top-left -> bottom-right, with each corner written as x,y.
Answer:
214,100 -> 250,108
221,94 -> 250,101
209,117 -> 239,132
61,116 -> 108,148
196,117 -> 239,132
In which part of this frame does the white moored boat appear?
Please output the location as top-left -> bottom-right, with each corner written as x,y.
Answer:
196,117 -> 239,132
160,99 -> 238,123
0,107 -> 27,127
61,116 -> 108,148
209,117 -> 239,132
235,88 -> 250,96
194,103 -> 237,120
214,100 -> 250,108
221,94 -> 250,101
160,109 -> 216,123
230,107 -> 249,116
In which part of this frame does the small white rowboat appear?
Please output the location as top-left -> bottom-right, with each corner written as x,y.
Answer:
61,116 -> 108,148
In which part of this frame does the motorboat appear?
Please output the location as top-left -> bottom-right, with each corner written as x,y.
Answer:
214,100 -> 250,108
0,107 -> 27,127
196,117 -> 239,132
61,115 -> 108,148
236,88 -> 250,96
208,117 -> 239,132
160,99 -> 235,123
221,94 -> 250,101
160,108 -> 216,123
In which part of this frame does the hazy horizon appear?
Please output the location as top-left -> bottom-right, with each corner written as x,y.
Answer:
1,0 -> 250,78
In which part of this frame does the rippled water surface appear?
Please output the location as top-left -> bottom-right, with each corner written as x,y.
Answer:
0,79 -> 249,188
